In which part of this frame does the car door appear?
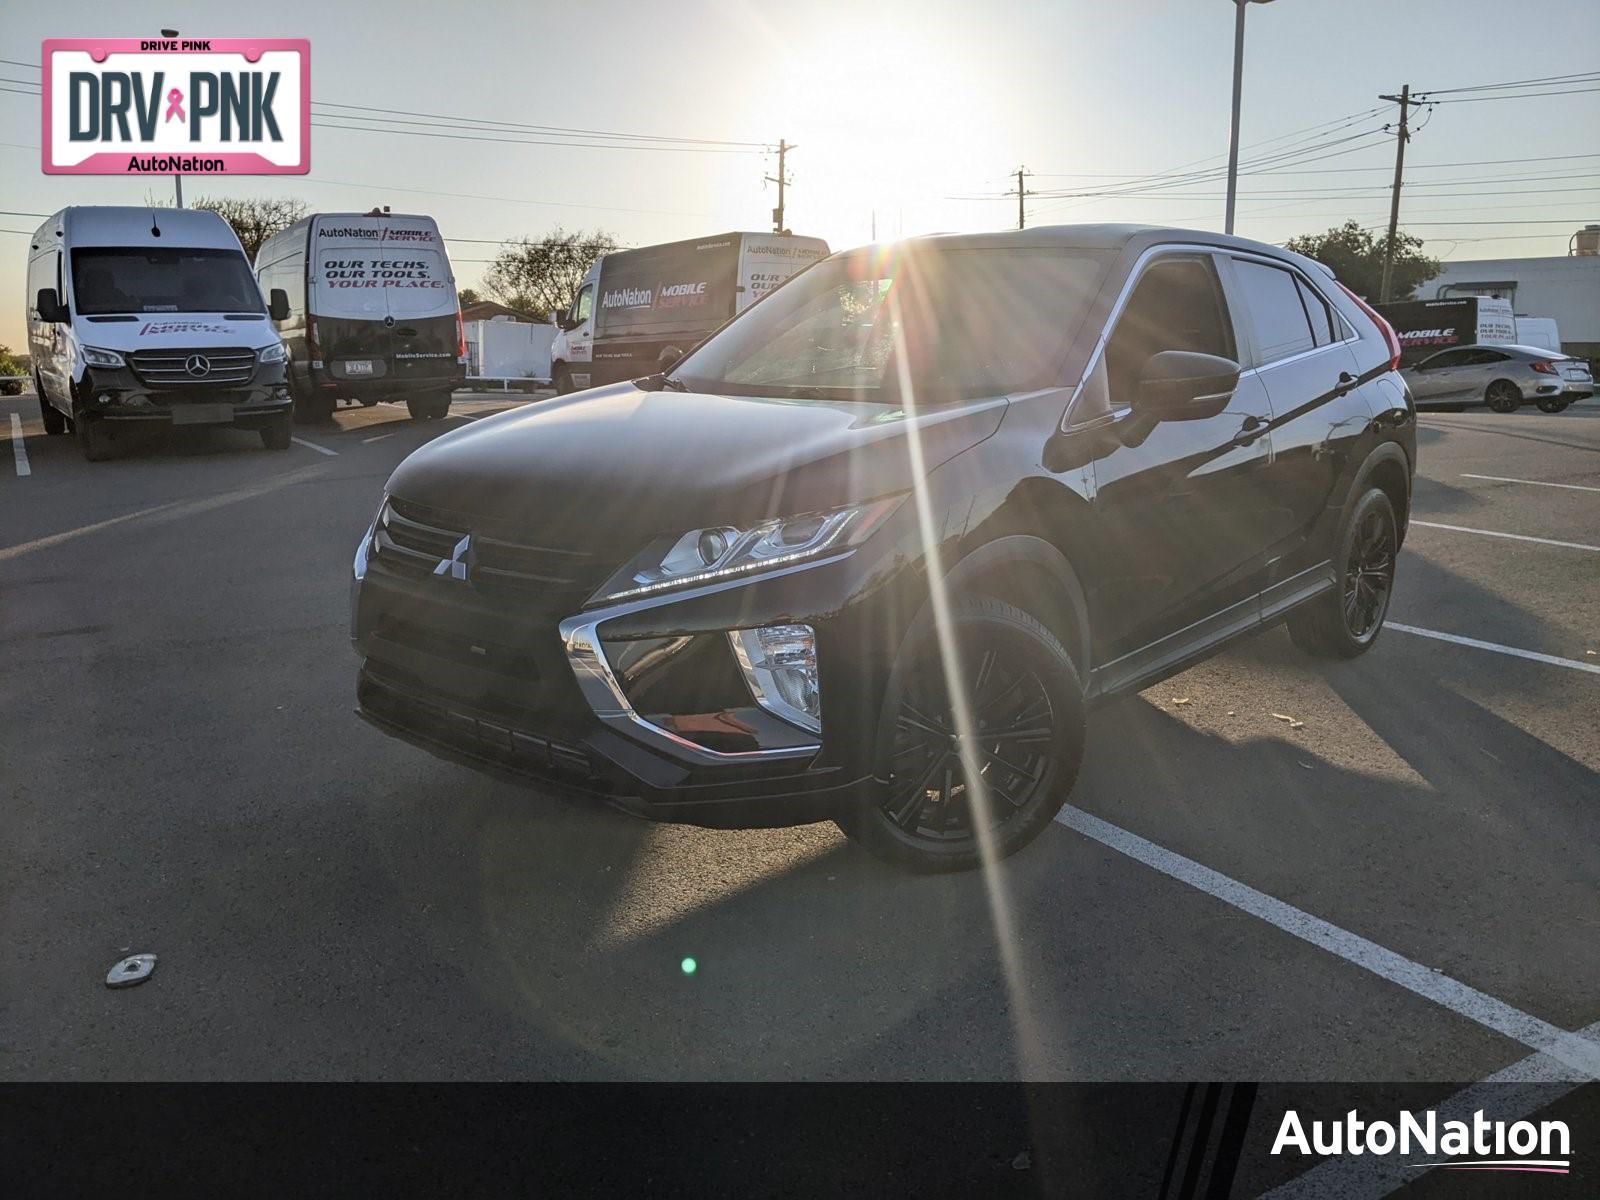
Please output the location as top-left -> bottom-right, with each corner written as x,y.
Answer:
568,282 -> 595,388
1460,348 -> 1512,401
1219,255 -> 1370,580
1407,348 -> 1469,402
1075,250 -> 1277,669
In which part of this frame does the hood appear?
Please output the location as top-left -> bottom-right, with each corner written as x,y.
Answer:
384,383 -> 1007,544
75,313 -> 280,353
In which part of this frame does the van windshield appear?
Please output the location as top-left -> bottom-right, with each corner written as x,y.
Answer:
71,247 -> 265,316
669,244 -> 1110,403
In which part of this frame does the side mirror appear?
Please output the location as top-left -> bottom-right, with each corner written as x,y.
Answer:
1133,350 -> 1240,420
35,287 -> 67,324
268,288 -> 291,322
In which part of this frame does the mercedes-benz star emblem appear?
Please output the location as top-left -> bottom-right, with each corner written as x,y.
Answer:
184,354 -> 211,377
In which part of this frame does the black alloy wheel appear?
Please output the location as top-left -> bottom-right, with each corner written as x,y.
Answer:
841,594 -> 1084,872
1485,380 -> 1521,413
1343,505 -> 1394,642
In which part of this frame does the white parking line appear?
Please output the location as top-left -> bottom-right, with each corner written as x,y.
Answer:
1409,519 -> 1599,553
1262,1022 -> 1600,1197
1054,804 -> 1600,1079
9,413 -> 30,477
361,432 -> 396,443
290,436 -> 338,456
1388,623 -> 1600,676
1461,473 -> 1600,495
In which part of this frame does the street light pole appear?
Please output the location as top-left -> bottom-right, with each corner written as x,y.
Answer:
1223,0 -> 1274,237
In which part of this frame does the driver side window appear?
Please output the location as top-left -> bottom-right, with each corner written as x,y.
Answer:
573,284 -> 594,325
1102,256 -> 1236,412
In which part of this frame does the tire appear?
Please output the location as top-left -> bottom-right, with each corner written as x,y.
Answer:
293,391 -> 335,425
837,594 -> 1086,873
1287,488 -> 1398,660
259,414 -> 292,450
405,392 -> 451,421
38,381 -> 67,436
553,365 -> 575,395
75,413 -> 113,462
1537,397 -> 1570,414
1485,380 -> 1521,413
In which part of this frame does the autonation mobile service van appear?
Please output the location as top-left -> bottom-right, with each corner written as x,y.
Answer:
26,206 -> 293,461
1375,296 -> 1516,367
255,211 -> 466,423
550,231 -> 829,392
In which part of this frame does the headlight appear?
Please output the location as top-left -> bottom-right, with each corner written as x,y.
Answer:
591,495 -> 904,606
82,346 -> 126,369
259,340 -> 287,364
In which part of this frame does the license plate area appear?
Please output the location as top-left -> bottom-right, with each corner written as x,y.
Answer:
172,404 -> 234,425
344,359 -> 374,376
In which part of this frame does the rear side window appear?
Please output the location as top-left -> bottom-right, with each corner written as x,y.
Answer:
1232,259 -> 1317,363
1296,277 -> 1337,346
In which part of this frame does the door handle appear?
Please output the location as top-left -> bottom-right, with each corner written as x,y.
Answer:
1334,370 -> 1358,395
1231,415 -> 1266,447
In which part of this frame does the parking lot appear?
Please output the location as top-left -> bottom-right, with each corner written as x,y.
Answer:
2,390 -> 1596,1088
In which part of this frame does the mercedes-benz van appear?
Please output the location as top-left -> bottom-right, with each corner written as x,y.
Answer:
27,206 -> 293,461
256,211 -> 466,424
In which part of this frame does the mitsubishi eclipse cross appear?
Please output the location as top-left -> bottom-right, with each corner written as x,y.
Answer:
350,225 -> 1415,872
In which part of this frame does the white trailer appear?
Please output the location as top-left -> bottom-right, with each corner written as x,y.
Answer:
464,319 -> 554,390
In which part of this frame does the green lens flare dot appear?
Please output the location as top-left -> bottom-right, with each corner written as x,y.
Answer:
680,957 -> 697,976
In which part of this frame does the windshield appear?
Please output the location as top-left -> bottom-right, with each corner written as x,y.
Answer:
669,244 -> 1109,403
70,247 -> 265,316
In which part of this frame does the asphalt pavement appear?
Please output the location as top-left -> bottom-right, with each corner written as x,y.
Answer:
2,390 -> 1597,1090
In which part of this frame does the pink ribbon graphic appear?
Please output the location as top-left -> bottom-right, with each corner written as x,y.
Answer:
164,88 -> 185,123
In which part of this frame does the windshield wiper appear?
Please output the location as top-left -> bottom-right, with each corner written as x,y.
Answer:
634,373 -> 690,392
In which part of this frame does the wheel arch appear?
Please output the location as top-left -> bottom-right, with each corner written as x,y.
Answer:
1350,441 -> 1412,546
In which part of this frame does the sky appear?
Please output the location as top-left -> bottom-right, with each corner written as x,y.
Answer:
3,0 -> 1599,348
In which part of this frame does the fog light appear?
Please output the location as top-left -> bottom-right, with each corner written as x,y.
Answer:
729,623 -> 821,734
97,393 -> 113,407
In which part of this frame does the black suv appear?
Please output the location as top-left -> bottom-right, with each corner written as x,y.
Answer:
351,226 -> 1414,871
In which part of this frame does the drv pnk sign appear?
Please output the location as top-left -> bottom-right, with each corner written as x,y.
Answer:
42,38 -> 309,176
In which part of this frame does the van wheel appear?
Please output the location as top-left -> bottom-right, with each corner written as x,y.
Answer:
1537,397 -> 1570,414
553,365 -> 574,395
1485,381 -> 1521,413
294,392 -> 335,425
38,383 -> 67,436
1288,488 -> 1397,660
406,392 -> 452,421
259,414 -> 293,450
75,414 -> 114,462
837,595 -> 1085,873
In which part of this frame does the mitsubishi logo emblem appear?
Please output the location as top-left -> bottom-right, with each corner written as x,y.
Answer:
184,354 -> 211,377
433,533 -> 472,581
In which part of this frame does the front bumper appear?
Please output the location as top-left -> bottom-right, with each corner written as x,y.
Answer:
350,534 -> 907,828
79,363 -> 291,424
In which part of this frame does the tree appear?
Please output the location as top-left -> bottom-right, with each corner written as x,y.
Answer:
457,287 -> 483,306
0,344 -> 27,395
1284,220 -> 1440,302
483,228 -> 619,320
189,196 -> 308,261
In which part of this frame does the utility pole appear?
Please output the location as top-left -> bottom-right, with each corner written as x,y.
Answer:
1378,84 -> 1411,303
1012,166 -> 1030,230
766,139 -> 793,234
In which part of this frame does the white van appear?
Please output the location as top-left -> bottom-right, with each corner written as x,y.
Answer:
26,206 -> 293,460
550,231 -> 829,392
256,211 -> 465,423
1513,316 -> 1562,354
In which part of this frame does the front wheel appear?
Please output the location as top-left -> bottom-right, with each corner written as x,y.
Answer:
552,365 -> 575,395
75,413 -> 114,461
838,595 -> 1085,873
38,380 -> 67,436
1287,488 -> 1397,660
259,414 -> 292,450
1537,397 -> 1570,414
1485,380 -> 1521,413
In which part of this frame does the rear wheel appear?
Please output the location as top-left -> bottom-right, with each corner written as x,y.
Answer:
259,414 -> 292,450
75,413 -> 114,462
38,378 -> 67,436
1288,488 -> 1397,660
1485,380 -> 1521,413
406,392 -> 452,421
1537,396 -> 1570,414
838,595 -> 1085,873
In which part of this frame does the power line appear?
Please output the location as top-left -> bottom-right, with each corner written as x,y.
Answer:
310,118 -> 759,154
1416,70 -> 1600,97
1425,86 -> 1600,104
308,99 -> 764,148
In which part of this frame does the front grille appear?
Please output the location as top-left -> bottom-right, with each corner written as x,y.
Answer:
374,496 -> 614,603
129,346 -> 257,386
